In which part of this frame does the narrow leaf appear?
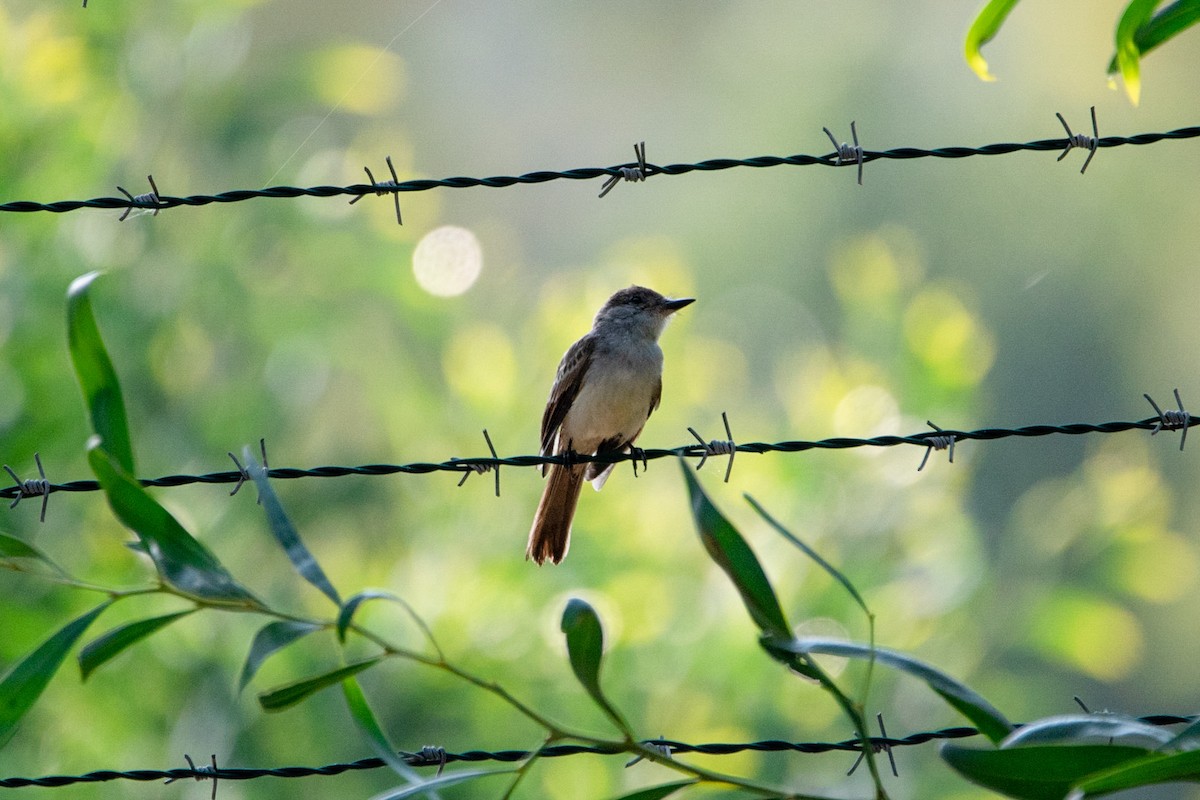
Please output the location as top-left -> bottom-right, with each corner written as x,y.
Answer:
247,455 -> 340,607
1115,0 -> 1161,104
0,601 -> 111,747
680,464 -> 790,640
1164,713 -> 1200,750
337,590 -> 403,643
342,676 -> 425,781
1002,714 -> 1174,749
964,0 -> 1022,81
238,620 -> 322,692
744,494 -> 869,615
942,743 -> 1153,800
373,770 -> 507,800
1107,1 -> 1200,75
79,610 -> 195,680
258,657 -> 381,712
778,637 -> 1012,743
66,272 -> 134,474
0,533 -> 69,578
611,780 -> 698,800
88,441 -> 261,608
1074,748 -> 1200,797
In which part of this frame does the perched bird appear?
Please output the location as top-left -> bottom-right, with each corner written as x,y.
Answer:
527,286 -> 694,565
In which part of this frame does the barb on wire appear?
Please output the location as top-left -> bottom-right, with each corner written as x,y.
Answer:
6,121 -> 1198,217
916,421 -> 956,472
116,175 -> 162,222
4,453 -> 50,522
598,141 -> 648,198
1144,389 -> 1190,451
347,155 -> 403,225
823,121 -> 864,185
1056,106 -> 1100,174
847,713 -> 898,778
453,429 -> 501,497
4,406 -> 1197,505
3,716 -> 1193,790
163,754 -> 219,800
687,411 -> 736,482
626,737 -> 673,768
227,439 -> 269,503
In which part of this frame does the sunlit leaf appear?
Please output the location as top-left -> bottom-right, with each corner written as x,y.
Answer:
247,455 -> 340,607
0,601 -> 111,747
610,780 -> 698,800
238,620 -> 322,691
258,657 -> 381,712
964,0 -> 1022,81
777,637 -> 1012,743
0,533 -> 69,578
1074,749 -> 1200,797
744,494 -> 869,615
1107,0 -> 1200,104
88,441 -> 262,608
680,465 -> 790,640
1115,0 -> 1160,105
79,610 -> 195,680
342,676 -> 425,782
942,743 -> 1153,800
1002,714 -> 1174,748
66,272 -> 134,474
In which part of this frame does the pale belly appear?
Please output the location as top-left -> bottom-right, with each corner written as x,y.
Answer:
558,350 -> 662,453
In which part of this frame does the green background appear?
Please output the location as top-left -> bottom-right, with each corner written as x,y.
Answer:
2,1 -> 1199,798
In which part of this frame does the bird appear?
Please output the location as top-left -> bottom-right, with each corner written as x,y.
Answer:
527,285 -> 694,565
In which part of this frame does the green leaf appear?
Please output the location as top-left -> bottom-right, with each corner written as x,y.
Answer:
560,598 -> 627,730
247,455 -> 340,607
610,780 -> 698,800
342,676 -> 425,782
744,494 -> 869,615
87,441 -> 261,608
258,657 -> 381,712
337,590 -> 402,643
964,0 -> 1022,81
79,610 -> 195,680
1164,713 -> 1200,750
1107,0 -> 1200,102
238,620 -> 322,692
776,637 -> 1012,744
0,533 -> 69,578
1114,0 -> 1161,105
372,770 -> 507,800
0,601 -> 111,747
680,464 -> 790,640
942,743 -> 1153,800
66,272 -> 134,474
1074,748 -> 1200,797
1002,714 -> 1174,748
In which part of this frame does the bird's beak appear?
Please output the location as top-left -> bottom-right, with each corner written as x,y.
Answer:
663,297 -> 695,312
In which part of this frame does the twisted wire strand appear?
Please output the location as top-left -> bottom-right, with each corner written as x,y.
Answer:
1,716 -> 1191,789
2,126 -> 1197,216
1,416 -> 1190,502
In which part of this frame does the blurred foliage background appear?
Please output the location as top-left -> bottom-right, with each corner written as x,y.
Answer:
2,1 -> 1199,798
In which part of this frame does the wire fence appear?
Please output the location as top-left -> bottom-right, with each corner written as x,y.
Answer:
1,115 -> 1197,220
3,397 -> 1194,518
2,715 -> 1191,790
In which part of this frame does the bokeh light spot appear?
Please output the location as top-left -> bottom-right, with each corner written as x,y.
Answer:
442,323 -> 516,411
903,289 -> 995,387
413,225 -> 483,297
311,44 -> 406,114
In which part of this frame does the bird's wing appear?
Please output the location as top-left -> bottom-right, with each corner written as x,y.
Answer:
540,334 -> 595,457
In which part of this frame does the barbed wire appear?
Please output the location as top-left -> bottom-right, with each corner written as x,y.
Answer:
2,399 -> 1194,515
1,715 -> 1191,790
2,115 -> 1197,219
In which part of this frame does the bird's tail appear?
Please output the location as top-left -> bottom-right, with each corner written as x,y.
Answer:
527,463 -> 585,565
